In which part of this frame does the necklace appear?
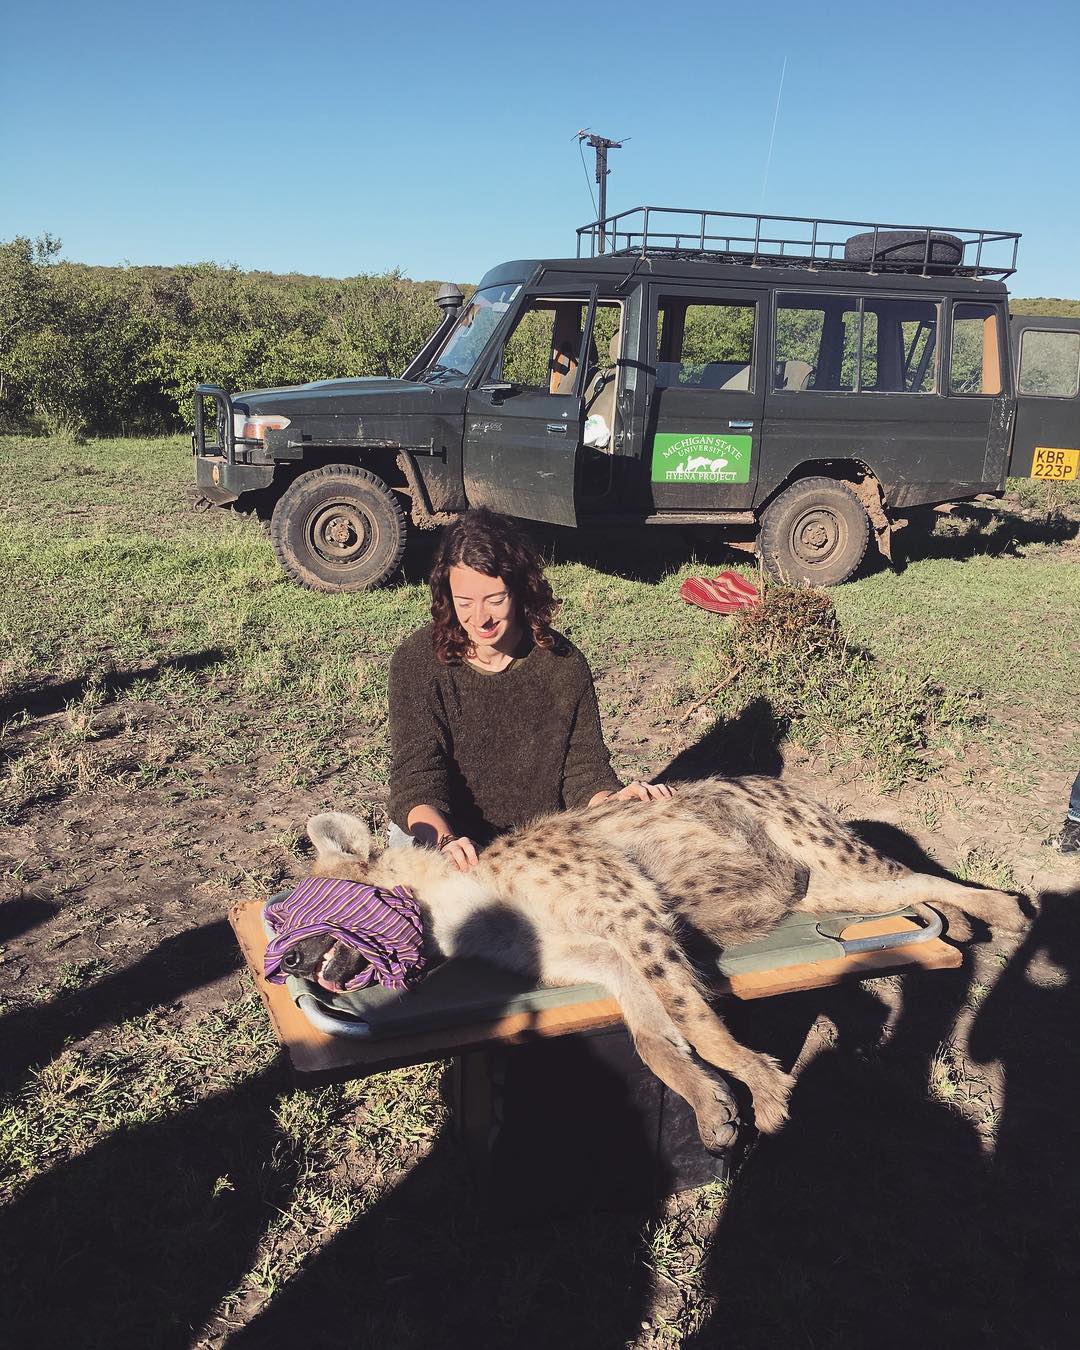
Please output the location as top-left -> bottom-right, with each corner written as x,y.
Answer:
466,649 -> 514,672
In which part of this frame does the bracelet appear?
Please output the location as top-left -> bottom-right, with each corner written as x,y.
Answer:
436,833 -> 460,851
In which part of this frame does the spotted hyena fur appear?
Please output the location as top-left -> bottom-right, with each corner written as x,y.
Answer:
306,776 -> 1024,1151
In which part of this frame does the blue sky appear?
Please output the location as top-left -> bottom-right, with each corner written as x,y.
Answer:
3,0 -> 1078,297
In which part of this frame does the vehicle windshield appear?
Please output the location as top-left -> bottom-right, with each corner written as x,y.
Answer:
415,282 -> 521,384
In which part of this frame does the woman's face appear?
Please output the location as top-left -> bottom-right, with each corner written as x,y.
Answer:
448,564 -> 518,649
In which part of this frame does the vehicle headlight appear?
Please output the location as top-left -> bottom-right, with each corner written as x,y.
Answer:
233,413 -> 291,441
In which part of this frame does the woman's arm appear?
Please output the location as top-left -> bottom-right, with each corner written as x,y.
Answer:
389,639 -> 478,871
405,804 -> 478,872
561,667 -> 624,809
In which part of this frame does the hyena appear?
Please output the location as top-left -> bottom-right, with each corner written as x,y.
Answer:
298,776 -> 1024,1151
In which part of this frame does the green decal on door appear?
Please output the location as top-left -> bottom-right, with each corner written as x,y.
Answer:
651,432 -> 752,484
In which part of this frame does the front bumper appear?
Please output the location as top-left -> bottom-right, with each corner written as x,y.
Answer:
194,454 -> 275,503
192,383 -> 275,502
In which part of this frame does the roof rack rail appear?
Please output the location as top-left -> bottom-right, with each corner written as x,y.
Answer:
576,207 -> 1020,279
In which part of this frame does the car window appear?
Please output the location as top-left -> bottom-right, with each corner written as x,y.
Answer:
774,295 -> 858,391
950,303 -> 1003,395
1017,329 -> 1080,397
425,283 -> 520,383
775,294 -> 939,393
861,300 -> 939,392
655,300 -> 755,390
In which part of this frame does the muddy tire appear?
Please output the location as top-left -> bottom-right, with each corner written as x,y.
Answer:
758,477 -> 869,586
270,464 -> 407,592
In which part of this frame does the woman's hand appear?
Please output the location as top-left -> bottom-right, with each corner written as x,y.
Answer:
439,835 -> 480,872
589,781 -> 675,806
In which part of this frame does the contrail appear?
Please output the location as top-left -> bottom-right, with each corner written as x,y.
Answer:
761,55 -> 788,210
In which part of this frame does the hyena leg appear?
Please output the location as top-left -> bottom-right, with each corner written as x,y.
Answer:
545,941 -> 741,1152
798,872 -> 1024,934
566,862 -> 794,1135
608,961 -> 742,1153
602,931 -> 795,1135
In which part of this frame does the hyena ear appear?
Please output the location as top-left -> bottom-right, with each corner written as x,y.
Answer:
306,812 -> 374,865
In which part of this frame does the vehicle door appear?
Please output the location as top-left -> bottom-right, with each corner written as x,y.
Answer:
1008,316 -> 1080,483
939,300 -> 1014,492
462,289 -> 599,526
645,286 -> 767,511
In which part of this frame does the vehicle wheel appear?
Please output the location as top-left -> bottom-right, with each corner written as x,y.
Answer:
758,477 -> 869,587
270,464 -> 407,592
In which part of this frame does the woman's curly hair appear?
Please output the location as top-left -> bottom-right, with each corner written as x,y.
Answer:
430,508 -> 563,663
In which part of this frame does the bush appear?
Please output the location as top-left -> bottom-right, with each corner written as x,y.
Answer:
0,236 -> 453,435
693,584 -> 980,788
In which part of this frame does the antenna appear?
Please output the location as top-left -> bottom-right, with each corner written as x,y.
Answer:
575,130 -> 624,254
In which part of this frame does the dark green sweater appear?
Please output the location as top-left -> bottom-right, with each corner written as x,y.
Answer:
388,624 -> 621,844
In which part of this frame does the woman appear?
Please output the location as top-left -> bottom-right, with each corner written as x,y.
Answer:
388,508 -> 671,871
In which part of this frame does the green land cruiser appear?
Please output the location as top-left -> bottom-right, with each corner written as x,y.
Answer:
192,206 -> 1080,589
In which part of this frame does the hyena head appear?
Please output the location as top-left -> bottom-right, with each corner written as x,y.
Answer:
274,812 -> 401,991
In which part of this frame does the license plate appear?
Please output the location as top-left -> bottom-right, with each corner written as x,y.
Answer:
1031,446 -> 1080,481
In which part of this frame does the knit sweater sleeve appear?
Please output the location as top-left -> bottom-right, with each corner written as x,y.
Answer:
387,632 -> 454,832
560,655 -> 622,809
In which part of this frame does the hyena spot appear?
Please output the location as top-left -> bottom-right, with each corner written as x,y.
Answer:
646,962 -> 666,979
643,918 -> 664,933
637,939 -> 654,956
664,947 -> 680,962
553,863 -> 570,876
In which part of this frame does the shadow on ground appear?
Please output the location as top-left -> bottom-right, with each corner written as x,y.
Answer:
0,648 -> 230,724
867,503 -> 1079,577
0,918 -> 239,1087
684,882 -> 1080,1350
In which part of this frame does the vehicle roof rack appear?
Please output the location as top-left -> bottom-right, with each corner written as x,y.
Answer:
576,207 -> 1020,279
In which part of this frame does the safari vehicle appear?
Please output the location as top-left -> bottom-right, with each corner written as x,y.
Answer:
192,207 -> 1080,589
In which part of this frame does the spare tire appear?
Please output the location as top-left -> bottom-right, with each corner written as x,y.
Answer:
844,230 -> 964,271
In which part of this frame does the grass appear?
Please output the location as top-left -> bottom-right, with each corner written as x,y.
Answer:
0,433 -> 1078,1347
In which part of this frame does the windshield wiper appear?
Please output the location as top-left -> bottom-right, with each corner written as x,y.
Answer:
415,363 -> 467,384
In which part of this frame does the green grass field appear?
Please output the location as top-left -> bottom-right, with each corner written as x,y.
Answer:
1,434 -> 1078,1349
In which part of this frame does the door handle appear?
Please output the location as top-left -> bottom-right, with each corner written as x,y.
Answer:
546,423 -> 569,435
728,420 -> 753,430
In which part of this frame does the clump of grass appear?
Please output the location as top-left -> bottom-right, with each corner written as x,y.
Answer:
954,846 -> 1016,891
1006,474 -> 1080,515
691,585 -> 980,789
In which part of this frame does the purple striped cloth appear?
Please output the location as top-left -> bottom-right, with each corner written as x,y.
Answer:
264,876 -> 426,991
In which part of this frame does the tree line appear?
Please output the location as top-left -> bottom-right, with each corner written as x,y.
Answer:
0,235 -> 452,436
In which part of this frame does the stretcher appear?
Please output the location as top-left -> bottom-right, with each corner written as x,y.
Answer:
229,897 -> 961,1086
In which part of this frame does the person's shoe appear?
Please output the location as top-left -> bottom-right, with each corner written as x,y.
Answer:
1053,818 -> 1080,855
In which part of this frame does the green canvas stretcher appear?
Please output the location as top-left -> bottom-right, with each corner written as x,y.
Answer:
261,897 -> 945,1041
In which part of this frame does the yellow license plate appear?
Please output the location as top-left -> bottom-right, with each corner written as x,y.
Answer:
1031,446 -> 1080,480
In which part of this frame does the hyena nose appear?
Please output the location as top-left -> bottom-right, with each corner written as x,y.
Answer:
282,948 -> 303,971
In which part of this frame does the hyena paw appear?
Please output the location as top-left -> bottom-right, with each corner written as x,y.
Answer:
748,1058 -> 795,1135
991,893 -> 1028,936
695,1072 -> 740,1153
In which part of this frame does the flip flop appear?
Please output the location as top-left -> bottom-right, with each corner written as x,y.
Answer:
679,571 -> 761,614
